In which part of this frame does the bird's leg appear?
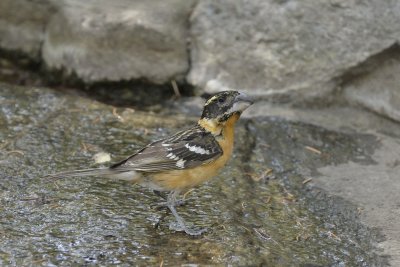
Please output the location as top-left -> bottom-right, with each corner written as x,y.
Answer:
166,191 -> 207,236
154,190 -> 185,209
153,190 -> 167,200
154,190 -> 186,228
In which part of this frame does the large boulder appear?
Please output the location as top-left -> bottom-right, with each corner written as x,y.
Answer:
0,83 -> 390,266
0,0 -> 195,83
188,0 -> 400,103
1,0 -> 400,123
343,45 -> 400,122
42,0 -> 195,83
0,0 -> 54,58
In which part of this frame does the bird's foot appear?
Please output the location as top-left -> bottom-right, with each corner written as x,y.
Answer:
169,222 -> 207,236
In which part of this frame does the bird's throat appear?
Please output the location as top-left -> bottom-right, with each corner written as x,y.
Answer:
198,113 -> 240,136
198,118 -> 222,135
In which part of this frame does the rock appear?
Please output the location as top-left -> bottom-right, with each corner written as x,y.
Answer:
316,136 -> 400,267
188,0 -> 400,103
343,44 -> 400,122
2,0 -> 400,124
42,0 -> 196,83
0,0 -> 54,58
245,102 -> 400,267
0,0 -> 195,83
0,83 -> 390,266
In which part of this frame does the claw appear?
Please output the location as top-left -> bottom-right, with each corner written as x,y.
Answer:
169,222 -> 207,236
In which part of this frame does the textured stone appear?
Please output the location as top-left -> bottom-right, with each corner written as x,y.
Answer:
0,83 -> 389,266
0,0 -> 54,58
42,0 -> 196,83
343,45 -> 400,122
317,137 -> 400,267
1,0 -> 400,124
0,0 -> 195,83
243,101 -> 400,266
188,0 -> 400,103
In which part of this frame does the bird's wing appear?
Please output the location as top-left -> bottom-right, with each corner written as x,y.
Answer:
110,126 -> 222,172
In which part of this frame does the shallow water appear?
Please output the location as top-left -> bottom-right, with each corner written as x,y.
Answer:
0,85 -> 386,266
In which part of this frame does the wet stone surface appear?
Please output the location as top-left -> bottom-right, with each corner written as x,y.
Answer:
0,84 -> 388,266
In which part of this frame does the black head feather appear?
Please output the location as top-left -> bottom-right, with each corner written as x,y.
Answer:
201,91 -> 253,122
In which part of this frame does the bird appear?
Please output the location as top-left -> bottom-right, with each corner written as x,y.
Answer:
48,90 -> 253,235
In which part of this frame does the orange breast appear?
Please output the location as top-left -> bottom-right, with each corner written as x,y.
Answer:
151,114 -> 239,192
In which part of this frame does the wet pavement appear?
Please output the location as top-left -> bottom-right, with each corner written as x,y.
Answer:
0,84 -> 392,266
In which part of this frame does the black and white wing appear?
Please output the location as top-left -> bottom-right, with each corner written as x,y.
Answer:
110,125 -> 222,172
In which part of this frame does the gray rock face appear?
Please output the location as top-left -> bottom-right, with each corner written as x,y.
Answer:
344,45 -> 400,122
0,0 -> 195,83
45,0 -> 196,83
42,0 -> 195,83
2,0 -> 400,108
0,0 -> 54,58
0,83 -> 389,266
188,0 -> 400,103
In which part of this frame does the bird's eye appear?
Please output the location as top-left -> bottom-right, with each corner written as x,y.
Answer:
218,98 -> 225,103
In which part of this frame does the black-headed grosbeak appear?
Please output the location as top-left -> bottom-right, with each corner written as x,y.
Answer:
49,90 -> 253,235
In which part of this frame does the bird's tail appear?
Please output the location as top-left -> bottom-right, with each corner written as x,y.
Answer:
45,167 -> 140,182
45,168 -> 116,179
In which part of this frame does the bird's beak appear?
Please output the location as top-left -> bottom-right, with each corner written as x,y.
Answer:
231,92 -> 254,113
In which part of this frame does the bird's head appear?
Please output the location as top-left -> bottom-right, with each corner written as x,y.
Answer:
199,91 -> 253,130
